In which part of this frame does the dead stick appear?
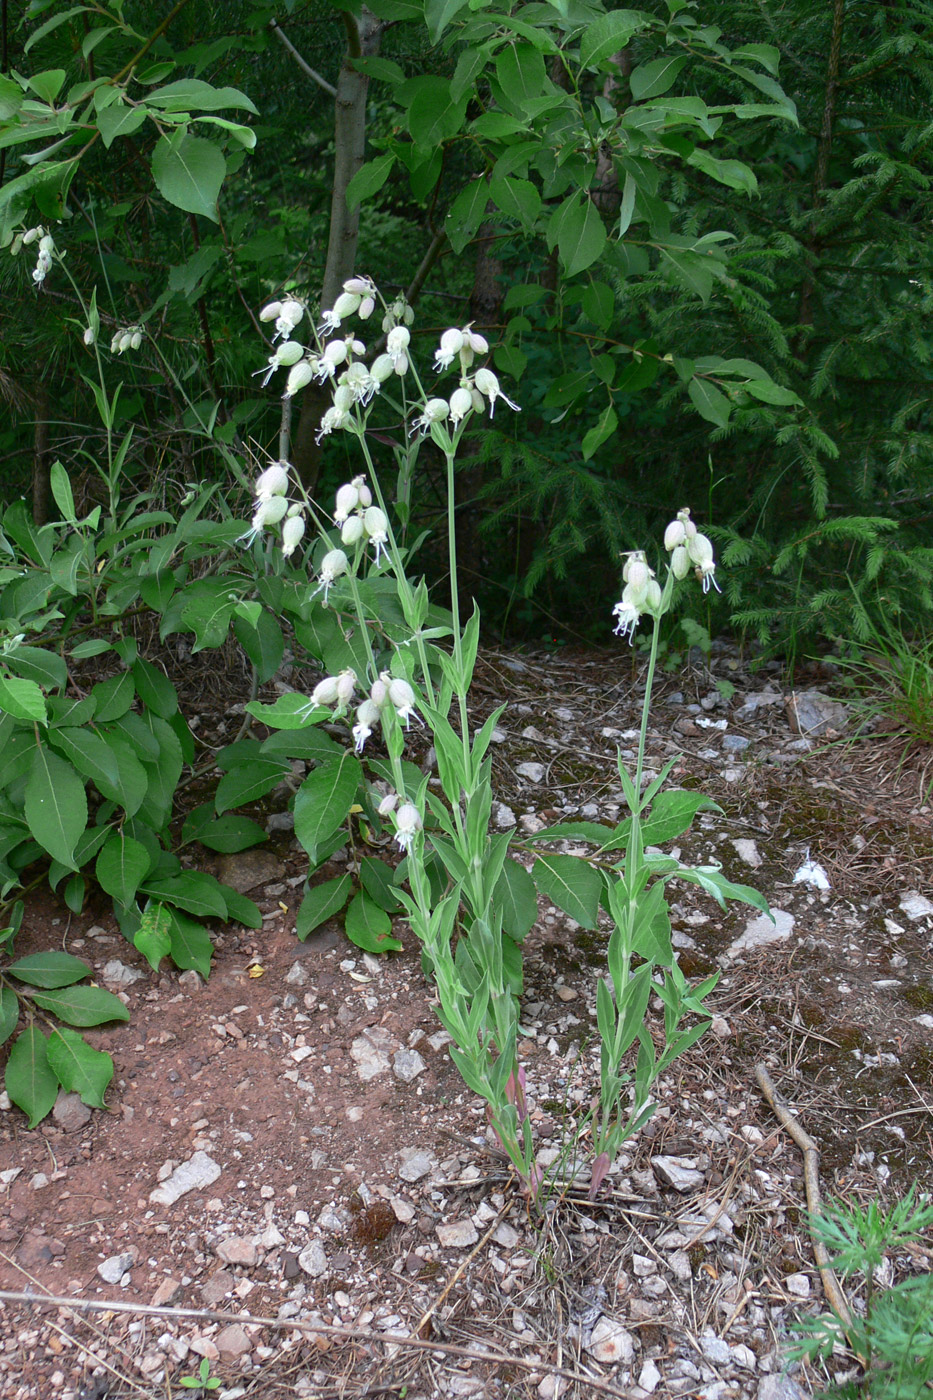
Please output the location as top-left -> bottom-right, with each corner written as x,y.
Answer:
755,1064 -> 862,1354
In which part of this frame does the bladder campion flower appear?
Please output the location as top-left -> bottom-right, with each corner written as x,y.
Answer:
255,462 -> 290,501
393,802 -> 422,851
281,512 -> 306,557
314,548 -> 349,603
473,367 -> 520,417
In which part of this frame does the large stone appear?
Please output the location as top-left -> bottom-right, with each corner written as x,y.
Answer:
149,1151 -> 221,1206
436,1220 -> 479,1249
53,1091 -> 91,1133
586,1317 -> 634,1365
216,849 -> 285,893
215,1324 -> 252,1358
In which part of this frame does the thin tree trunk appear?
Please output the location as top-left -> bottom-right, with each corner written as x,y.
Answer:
291,6 -> 382,489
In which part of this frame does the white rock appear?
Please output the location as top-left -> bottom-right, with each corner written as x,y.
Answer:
101,959 -> 144,985
149,1151 -> 221,1206
493,1222 -> 520,1249
494,803 -> 517,829
651,1155 -> 705,1192
393,1048 -> 426,1083
899,891 -> 933,921
398,1147 -> 435,1182
632,1253 -> 657,1277
722,908 -> 794,963
97,1251 -> 136,1284
390,1197 -> 415,1224
436,1220 -> 479,1248
731,839 -> 761,867
215,1237 -> 259,1266
784,1272 -> 810,1298
586,1316 -> 634,1365
297,1241 -> 328,1277
638,1359 -> 662,1393
701,1333 -> 731,1366
516,761 -> 546,783
350,1027 -> 398,1080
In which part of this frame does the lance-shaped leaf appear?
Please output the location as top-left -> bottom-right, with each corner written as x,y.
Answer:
532,853 -> 602,929
7,950 -> 90,988
5,1026 -> 57,1128
46,1026 -> 113,1110
31,985 -> 130,1027
25,745 -> 87,869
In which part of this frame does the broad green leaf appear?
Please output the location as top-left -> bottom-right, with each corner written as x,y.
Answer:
659,245 -> 714,302
495,42 -> 547,111
495,858 -> 538,943
296,874 -> 353,939
579,11 -> 648,69
97,103 -> 148,147
246,693 -> 321,729
360,857 -> 403,913
181,806 -> 268,853
7,950 -> 89,988
745,378 -> 802,407
132,658 -> 178,718
688,148 -> 757,195
261,727 -> 342,763
549,194 -> 607,277
233,609 -> 284,684
582,404 -> 618,460
181,585 -> 237,650
96,735 -> 149,816
96,832 -> 151,906
48,728 -> 120,793
46,1027 -> 113,1109
91,671 -> 135,721
27,69 -> 66,102
31,985 -> 130,1027
345,152 -> 395,211
630,55 -> 689,101
407,76 -> 467,151
6,644 -> 67,689
140,870 -> 228,919
532,853 -> 602,929
445,178 -> 490,256
63,873 -> 85,914
489,173 -> 541,226
0,985 -> 17,1044
220,888 -> 261,928
134,901 -> 173,971
145,79 -> 258,114
688,376 -> 732,428
0,674 -> 47,723
582,280 -> 615,330
25,746 -> 87,869
167,909 -> 213,978
345,890 -> 402,953
425,0 -> 468,42
5,1026 -> 57,1128
293,754 -> 362,864
151,131 -> 225,222
215,756 -> 289,814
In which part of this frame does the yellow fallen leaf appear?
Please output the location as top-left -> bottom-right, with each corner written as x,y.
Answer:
248,965 -> 265,979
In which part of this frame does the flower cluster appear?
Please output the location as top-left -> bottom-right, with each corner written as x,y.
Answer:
664,507 -> 720,594
240,460 -> 307,557
110,326 -> 143,354
376,792 -> 422,852
332,475 -> 389,564
259,297 -> 305,342
612,508 -> 720,641
11,226 -> 56,288
308,668 -> 418,753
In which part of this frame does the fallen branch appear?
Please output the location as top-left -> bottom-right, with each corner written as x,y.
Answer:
755,1062 -> 864,1359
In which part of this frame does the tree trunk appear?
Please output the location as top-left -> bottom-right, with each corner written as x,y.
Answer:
291,6 -> 382,490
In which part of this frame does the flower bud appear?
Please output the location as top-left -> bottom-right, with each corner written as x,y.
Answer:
377,792 -> 398,816
281,514 -> 305,557
388,677 -> 416,723
363,506 -> 388,540
664,519 -> 686,551
320,548 -> 348,582
341,515 -> 365,546
311,675 -> 340,707
253,495 -> 289,531
285,361 -> 314,397
435,327 -> 464,370
352,476 -> 372,508
343,276 -> 374,296
83,327 -> 95,346
358,296 -> 375,320
370,353 -> 395,384
670,544 -> 690,580
255,462 -> 290,500
335,668 -> 357,706
387,326 -> 410,361
394,802 -> 422,851
449,386 -> 473,422
334,482 -> 359,522
260,300 -> 283,322
130,331 -> 142,350
370,676 -> 389,709
687,532 -> 714,567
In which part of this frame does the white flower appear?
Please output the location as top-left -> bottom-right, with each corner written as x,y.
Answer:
695,557 -> 721,594
621,551 -> 654,603
664,519 -> 686,551
670,544 -> 690,580
343,275 -> 375,296
687,531 -> 714,568
394,802 -> 422,851
434,328 -> 464,371
370,353 -> 395,384
321,290 -> 362,331
259,300 -> 283,322
388,676 -> 417,725
473,367 -> 520,417
370,676 -> 389,709
449,386 -> 474,423
387,325 -> 410,365
335,668 -> 357,707
612,584 -> 644,643
21,226 -> 43,246
273,298 -> 304,341
252,495 -> 288,532
353,475 -> 372,508
281,514 -> 306,557
352,698 -> 382,753
285,361 -> 314,397
316,405 -> 350,442
410,398 -> 450,436
315,548 -> 349,603
341,515 -> 365,546
83,326 -> 95,346
255,462 -> 290,500
358,296 -> 375,320
311,675 -> 340,707
254,340 -> 304,387
363,506 -> 389,564
334,482 -> 360,523
377,792 -> 398,817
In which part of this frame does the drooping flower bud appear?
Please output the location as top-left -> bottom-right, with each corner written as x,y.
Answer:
670,544 -> 690,580
311,675 -> 340,707
352,698 -> 382,752
411,398 -> 449,436
387,326 -> 410,364
352,476 -> 372,508
334,482 -> 359,523
259,300 -> 283,322
341,515 -> 365,546
281,513 -> 306,557
317,548 -> 348,602
664,519 -> 686,551
435,328 -> 464,371
363,506 -> 389,563
377,792 -> 398,817
449,386 -> 474,423
335,668 -> 357,707
255,462 -> 290,500
394,802 -> 422,851
388,676 -> 417,725
83,327 -> 95,346
252,495 -> 289,532
285,361 -> 314,397
473,367 -> 520,417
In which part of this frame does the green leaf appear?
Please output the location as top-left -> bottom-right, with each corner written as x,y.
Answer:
167,909 -> 213,978
145,78 -> 258,114
549,194 -> 607,277
96,832 -> 152,906
532,853 -> 602,930
582,280 -> 615,330
233,609 -> 284,684
495,42 -> 547,111
7,950 -> 89,989
25,746 -> 87,869
637,790 -> 720,846
489,172 -> 541,226
151,131 -> 226,222
219,888 -> 261,928
181,584 -> 237,649
132,659 -> 178,718
345,152 -> 395,211
659,245 -> 714,302
630,55 -> 689,101
582,404 -> 618,460
214,756 -> 289,814
46,1027 -> 113,1109
579,11 -> 648,69
494,857 -> 538,943
6,644 -> 67,689
0,674 -> 47,723
745,378 -> 802,407
246,693 -> 320,730
293,755 -> 362,865
687,148 -> 757,195
407,76 -> 467,151
296,874 -> 353,939
91,671 -> 135,721
134,901 -> 173,971
360,857 -> 403,913
48,728 -> 120,794
445,178 -> 490,256
5,1026 -> 57,1128
345,890 -> 402,953
424,0 -> 469,43
139,870 -> 228,919
96,102 -> 148,148
181,807 -> 268,853
0,985 -> 20,1044
688,376 -> 732,428
31,985 -> 130,1027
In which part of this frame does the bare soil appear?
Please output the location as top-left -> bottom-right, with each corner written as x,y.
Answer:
1,645 -> 931,1400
